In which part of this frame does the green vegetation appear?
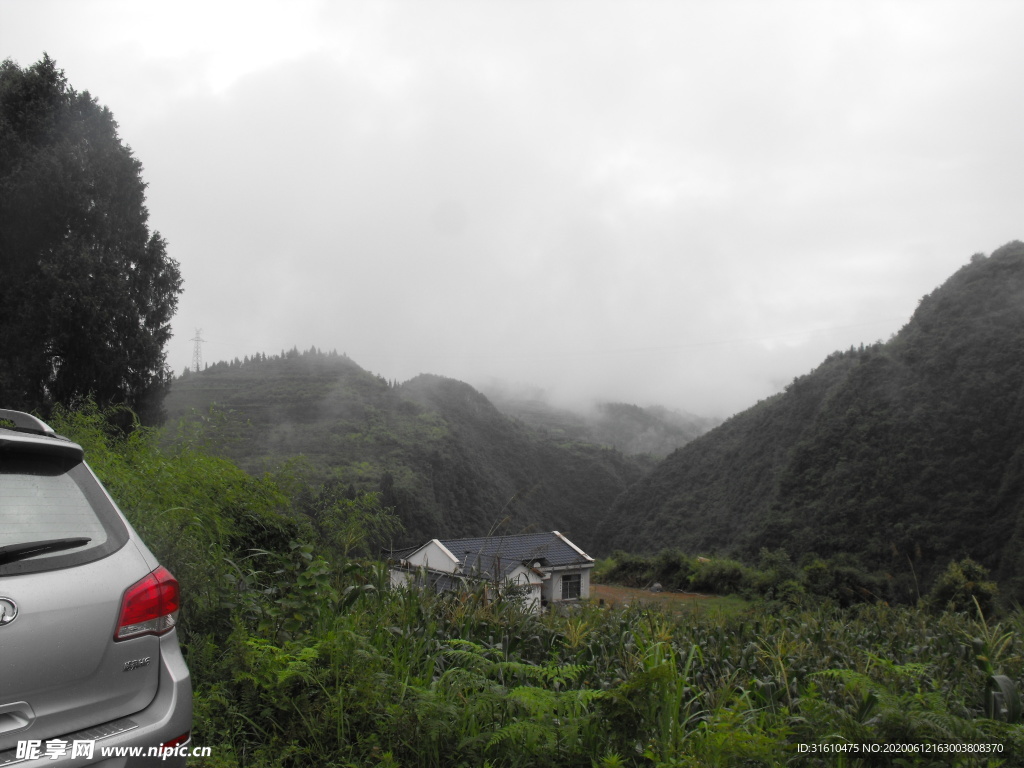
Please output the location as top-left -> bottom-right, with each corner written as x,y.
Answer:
0,56 -> 182,423
164,357 -> 650,554
52,405 -> 1024,767
603,243 -> 1024,603
598,549 -> 998,614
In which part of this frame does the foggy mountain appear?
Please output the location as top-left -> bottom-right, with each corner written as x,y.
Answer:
599,242 -> 1024,601
162,355 -> 704,552
479,383 -> 720,459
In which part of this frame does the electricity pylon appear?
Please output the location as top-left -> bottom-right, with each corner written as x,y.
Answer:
190,328 -> 205,373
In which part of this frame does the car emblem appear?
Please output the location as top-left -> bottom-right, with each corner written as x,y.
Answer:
0,597 -> 17,626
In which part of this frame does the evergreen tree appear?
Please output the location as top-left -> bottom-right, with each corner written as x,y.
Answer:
0,55 -> 182,422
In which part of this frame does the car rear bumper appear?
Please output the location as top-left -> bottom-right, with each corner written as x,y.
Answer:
0,632 -> 192,767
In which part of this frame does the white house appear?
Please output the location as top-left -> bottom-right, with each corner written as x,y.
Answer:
388,531 -> 595,612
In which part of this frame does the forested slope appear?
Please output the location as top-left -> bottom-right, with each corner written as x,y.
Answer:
601,242 -> 1024,600
163,353 -> 649,552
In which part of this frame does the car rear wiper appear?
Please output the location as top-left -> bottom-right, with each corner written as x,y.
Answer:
0,537 -> 92,565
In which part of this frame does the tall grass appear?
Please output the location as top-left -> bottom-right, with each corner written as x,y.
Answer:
52,406 -> 1024,767
184,575 -> 1024,767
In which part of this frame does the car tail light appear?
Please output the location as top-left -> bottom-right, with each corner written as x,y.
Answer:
160,731 -> 191,750
115,566 -> 180,640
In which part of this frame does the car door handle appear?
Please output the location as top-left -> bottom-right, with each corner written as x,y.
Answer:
0,701 -> 35,735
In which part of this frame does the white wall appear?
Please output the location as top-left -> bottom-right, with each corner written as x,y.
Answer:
404,539 -> 458,573
540,566 -> 593,603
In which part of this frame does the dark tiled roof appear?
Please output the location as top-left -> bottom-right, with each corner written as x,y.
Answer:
439,531 -> 592,579
385,545 -> 420,562
388,559 -> 474,591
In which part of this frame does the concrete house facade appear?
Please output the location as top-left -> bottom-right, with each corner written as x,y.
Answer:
388,531 -> 594,612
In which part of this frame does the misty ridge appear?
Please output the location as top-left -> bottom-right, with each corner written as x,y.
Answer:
170,347 -> 717,458
163,349 -> 713,553
603,242 -> 1024,602
167,241 -> 1024,602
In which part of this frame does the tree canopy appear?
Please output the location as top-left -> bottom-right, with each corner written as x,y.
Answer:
601,242 -> 1024,602
163,351 -> 652,553
0,55 -> 182,422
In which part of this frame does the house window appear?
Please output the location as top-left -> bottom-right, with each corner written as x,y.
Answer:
561,573 -> 581,600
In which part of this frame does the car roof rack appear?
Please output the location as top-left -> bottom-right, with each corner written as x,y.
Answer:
0,409 -> 56,437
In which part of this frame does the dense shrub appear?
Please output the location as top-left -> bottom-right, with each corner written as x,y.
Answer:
598,548 -> 904,608
927,557 -> 1000,616
601,550 -> 658,588
52,406 -> 1024,766
688,556 -> 753,595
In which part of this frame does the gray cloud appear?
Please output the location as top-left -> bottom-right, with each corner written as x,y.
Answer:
5,1 -> 1024,416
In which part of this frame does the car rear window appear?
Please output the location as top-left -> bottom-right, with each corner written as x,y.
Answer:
0,452 -> 129,576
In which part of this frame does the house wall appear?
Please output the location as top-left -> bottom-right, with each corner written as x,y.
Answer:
404,539 -> 458,573
505,564 -> 544,613
390,568 -> 414,589
540,566 -> 592,604
390,539 -> 460,592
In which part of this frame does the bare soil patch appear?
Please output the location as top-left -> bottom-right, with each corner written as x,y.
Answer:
589,583 -> 715,610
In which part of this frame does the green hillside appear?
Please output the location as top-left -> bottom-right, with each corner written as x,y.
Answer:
601,242 -> 1024,601
163,352 -> 649,552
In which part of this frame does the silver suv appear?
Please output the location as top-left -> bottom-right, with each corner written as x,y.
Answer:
0,410 -> 192,766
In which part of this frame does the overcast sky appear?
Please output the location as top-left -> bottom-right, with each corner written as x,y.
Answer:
4,1 -> 1023,417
